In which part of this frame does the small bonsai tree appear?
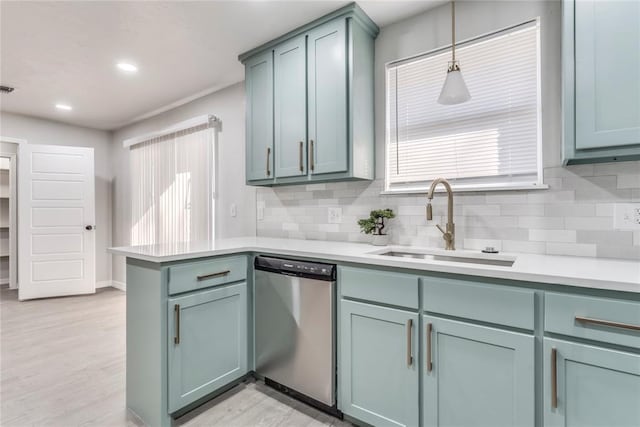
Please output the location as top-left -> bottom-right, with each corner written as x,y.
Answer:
358,209 -> 396,236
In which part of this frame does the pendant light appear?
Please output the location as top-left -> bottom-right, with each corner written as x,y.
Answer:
438,0 -> 471,105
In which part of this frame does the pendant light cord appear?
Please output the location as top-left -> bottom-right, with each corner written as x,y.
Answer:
451,0 -> 456,62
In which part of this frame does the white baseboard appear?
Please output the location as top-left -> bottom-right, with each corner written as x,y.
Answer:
111,281 -> 127,291
96,280 -> 112,289
96,280 -> 127,291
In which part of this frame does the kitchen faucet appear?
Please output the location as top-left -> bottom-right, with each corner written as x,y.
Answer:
426,178 -> 455,250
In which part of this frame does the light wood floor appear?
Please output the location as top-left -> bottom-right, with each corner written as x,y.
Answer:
0,286 -> 351,427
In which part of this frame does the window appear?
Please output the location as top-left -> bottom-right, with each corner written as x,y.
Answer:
129,122 -> 215,246
386,20 -> 542,192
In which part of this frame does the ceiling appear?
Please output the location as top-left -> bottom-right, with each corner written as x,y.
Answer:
0,1 -> 443,131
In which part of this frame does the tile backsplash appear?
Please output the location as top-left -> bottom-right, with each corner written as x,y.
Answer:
256,161 -> 640,260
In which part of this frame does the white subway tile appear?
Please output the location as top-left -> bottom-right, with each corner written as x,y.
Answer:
463,238 -> 502,252
544,165 -> 594,178
529,229 -> 576,242
577,230 -> 633,246
618,174 -> 640,189
502,240 -> 546,254
546,242 -> 597,257
501,204 -> 545,216
595,204 -> 615,216
397,205 -> 425,216
462,205 -> 500,216
282,223 -> 299,231
317,223 -> 340,233
527,190 -> 575,204
518,216 -> 564,229
596,245 -> 640,260
305,183 -> 326,191
466,216 -> 518,228
594,161 -> 640,176
564,217 -> 612,230
485,194 -> 528,204
545,204 -> 595,217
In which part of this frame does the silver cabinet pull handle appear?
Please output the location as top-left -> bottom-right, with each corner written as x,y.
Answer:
174,304 -> 181,344
406,319 -> 413,367
575,316 -> 640,331
426,322 -> 433,372
310,140 -> 315,171
551,347 -> 557,409
197,270 -> 230,281
266,147 -> 271,177
299,141 -> 304,172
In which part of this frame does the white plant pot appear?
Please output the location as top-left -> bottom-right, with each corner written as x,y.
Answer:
371,234 -> 389,246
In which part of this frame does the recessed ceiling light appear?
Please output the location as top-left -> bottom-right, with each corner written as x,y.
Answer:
117,62 -> 138,73
55,103 -> 72,111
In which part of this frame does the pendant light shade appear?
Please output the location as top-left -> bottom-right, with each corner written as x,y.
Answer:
438,1 -> 471,105
438,61 -> 471,105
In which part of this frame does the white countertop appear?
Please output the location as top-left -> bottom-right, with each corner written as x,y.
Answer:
108,237 -> 640,293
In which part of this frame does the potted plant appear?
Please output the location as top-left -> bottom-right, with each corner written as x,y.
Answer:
358,209 -> 395,246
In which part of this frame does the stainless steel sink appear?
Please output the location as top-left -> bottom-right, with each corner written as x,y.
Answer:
372,249 -> 516,267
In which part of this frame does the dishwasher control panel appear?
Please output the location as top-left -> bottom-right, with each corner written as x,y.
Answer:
254,256 -> 336,281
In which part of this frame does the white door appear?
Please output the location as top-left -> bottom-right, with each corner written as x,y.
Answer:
18,144 -> 95,300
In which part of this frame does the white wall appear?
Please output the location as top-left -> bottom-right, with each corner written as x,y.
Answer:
110,82 -> 255,283
0,112 -> 113,283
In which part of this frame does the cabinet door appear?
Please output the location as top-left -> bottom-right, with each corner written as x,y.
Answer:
168,283 -> 247,413
274,35 -> 307,178
423,316 -> 534,427
307,19 -> 348,175
340,299 -> 419,427
574,0 -> 640,149
245,51 -> 274,181
544,338 -> 640,427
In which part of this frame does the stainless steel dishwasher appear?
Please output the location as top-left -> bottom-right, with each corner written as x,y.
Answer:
254,255 -> 337,412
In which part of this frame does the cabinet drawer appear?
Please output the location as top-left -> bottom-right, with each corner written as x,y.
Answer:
339,266 -> 419,309
422,276 -> 535,330
168,256 -> 247,295
545,293 -> 640,348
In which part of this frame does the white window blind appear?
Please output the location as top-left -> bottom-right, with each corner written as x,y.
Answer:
130,123 -> 215,246
386,21 -> 542,192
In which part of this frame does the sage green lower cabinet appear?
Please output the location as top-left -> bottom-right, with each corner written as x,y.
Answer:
167,282 -> 248,413
340,299 -> 419,427
423,316 -> 535,427
544,338 -> 640,427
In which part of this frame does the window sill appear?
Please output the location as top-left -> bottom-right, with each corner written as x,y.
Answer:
380,183 -> 550,195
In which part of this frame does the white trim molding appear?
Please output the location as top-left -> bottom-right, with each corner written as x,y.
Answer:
0,136 -> 27,144
122,114 -> 219,148
111,281 -> 127,291
96,280 -> 127,291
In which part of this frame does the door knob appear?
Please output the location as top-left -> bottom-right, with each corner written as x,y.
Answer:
85,225 -> 95,231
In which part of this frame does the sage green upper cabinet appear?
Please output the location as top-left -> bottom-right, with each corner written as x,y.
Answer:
245,51 -> 274,181
239,3 -> 378,186
563,0 -> 640,164
544,338 -> 640,427
274,36 -> 307,178
307,19 -> 348,175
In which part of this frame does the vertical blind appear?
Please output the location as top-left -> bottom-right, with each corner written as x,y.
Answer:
130,123 -> 215,246
386,21 -> 542,191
